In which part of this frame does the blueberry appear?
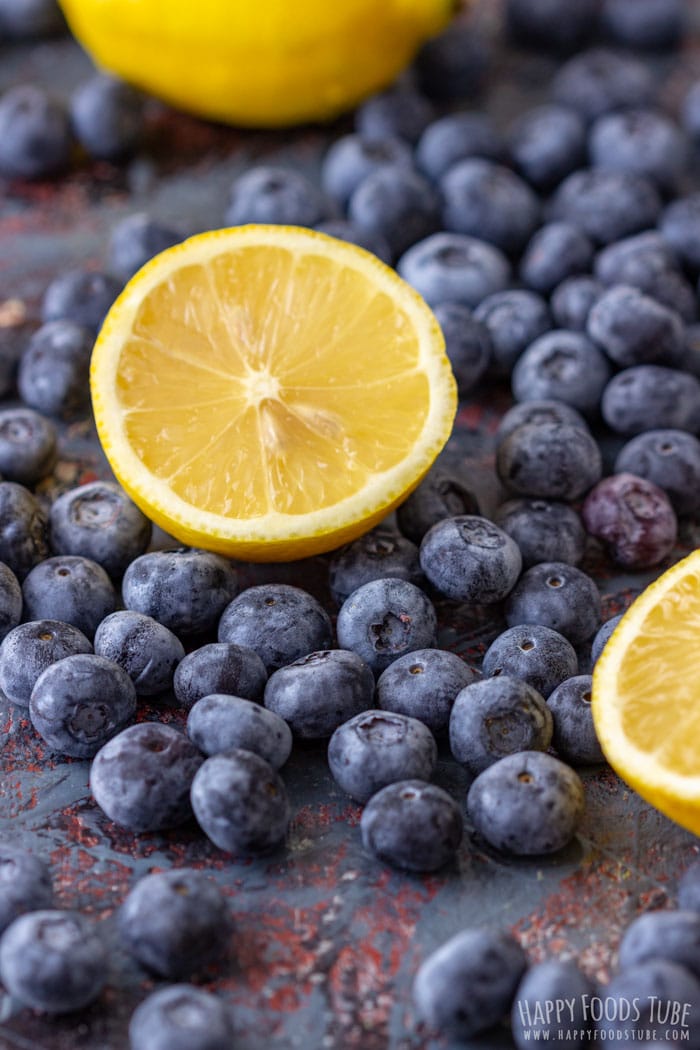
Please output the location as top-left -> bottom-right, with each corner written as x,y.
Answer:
348,165 -> 440,258
419,515 -> 522,604
187,694 -> 292,769
360,779 -> 462,872
594,230 -> 697,322
441,158 -> 541,256
0,846 -> 53,936
505,563 -> 602,646
494,499 -> 586,569
601,0 -> 686,50
264,649 -> 374,740
129,985 -> 235,1050
329,528 -> 422,607
328,710 -> 437,803
550,276 -> 603,331
0,407 -> 56,486
496,422 -> 602,501
590,614 -> 623,665
320,134 -> 412,208
123,548 -> 238,638
467,750 -> 585,854
173,643 -> 267,710
41,270 -> 122,333
0,0 -> 64,38
601,366 -> 700,435
354,87 -> 434,146
50,481 -> 151,579
508,105 -> 586,190
506,0 -> 598,52
432,302 -> 492,394
225,165 -> 329,228
94,611 -> 185,697
551,169 -> 661,245
511,330 -> 611,416
396,467 -> 479,545
414,22 -> 490,100
18,321 -> 93,420
582,473 -> 678,569
614,430 -> 700,517
190,749 -> 290,855
547,674 -> 605,764
336,578 -> 436,676
496,400 -> 589,443
413,928 -> 527,1038
660,195 -> 700,274
450,676 -> 552,775
415,113 -> 504,183
520,223 -> 594,295
376,648 -> 479,737
599,962 -> 700,1049
71,74 -> 144,161
619,910 -> 700,979
482,625 -> 579,698
0,910 -> 106,1013
314,220 -> 391,263
22,556 -> 117,640
473,290 -> 551,374
217,583 -> 332,672
552,48 -> 656,123
680,863 -> 700,912
90,723 -> 203,833
589,109 -> 686,193
0,85 -> 71,179
398,232 -> 511,310
109,213 -> 181,282
119,869 -> 231,979
0,561 -> 21,642
683,82 -> 700,142
511,960 -> 595,1050
0,620 -> 92,708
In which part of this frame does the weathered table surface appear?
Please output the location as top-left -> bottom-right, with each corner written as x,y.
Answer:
3,7 -> 700,1050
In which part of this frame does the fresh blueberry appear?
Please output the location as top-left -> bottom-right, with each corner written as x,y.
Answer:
473,290 -> 551,374
314,220 -> 391,263
0,620 -> 91,707
90,723 -> 203,833
0,910 -> 106,1013
71,74 -> 144,161
0,85 -> 71,179
397,232 -> 511,309
496,400 -> 589,443
614,430 -> 700,517
511,960 -> 595,1050
590,614 -> 623,665
0,407 -> 56,486
0,846 -> 53,936
551,169 -> 661,245
123,548 -> 238,637
217,583 -> 332,672
354,87 -> 434,145
109,212 -> 181,281
413,927 -> 527,1039
482,625 -> 579,698
505,562 -> 601,646
552,48 -> 656,123
119,868 -> 231,979
547,674 -> 605,764
336,578 -> 436,676
190,749 -> 290,855
414,23 -> 491,101
328,710 -> 437,803
660,195 -> 700,274
320,134 -> 412,207
187,694 -> 292,769
396,467 -> 479,545
329,527 -> 423,607
432,302 -> 492,394
599,962 -> 700,1049
22,556 -> 116,640
506,0 -> 598,52
348,165 -> 440,258
588,286 -> 685,369
520,223 -> 594,295
511,330 -> 611,416
360,779 -> 462,872
376,648 -> 479,737
419,515 -> 522,604
467,750 -> 585,854
0,0 -> 64,38
41,270 -> 122,333
50,481 -> 151,579
594,230 -> 697,322
18,321 -> 93,420
582,473 -> 678,568
449,676 -> 552,775
683,81 -> 700,142
173,643 -> 267,710
601,0 -> 686,50
264,649 -> 374,740
619,909 -> 700,979
686,324 -> 700,378
415,113 -> 504,183
129,985 -> 235,1050
590,109 -> 686,193
29,652 -> 136,758
225,165 -> 330,228
441,158 -> 541,256
494,499 -> 586,568
509,105 -> 586,190
496,422 -> 603,501
680,863 -> 700,912
94,611 -> 185,697
601,366 -> 700,435
550,276 -> 603,331
0,561 -> 21,643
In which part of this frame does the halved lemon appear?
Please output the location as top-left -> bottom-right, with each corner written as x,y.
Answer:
592,550 -> 700,834
90,225 -> 457,561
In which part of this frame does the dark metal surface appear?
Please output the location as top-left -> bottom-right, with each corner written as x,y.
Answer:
3,9 -> 700,1050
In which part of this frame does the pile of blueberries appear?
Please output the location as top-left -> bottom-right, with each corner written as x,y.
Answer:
4,0 -> 700,1045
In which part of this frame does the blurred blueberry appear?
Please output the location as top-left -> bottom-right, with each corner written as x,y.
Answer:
509,104 -> 586,190
320,134 -> 412,207
433,302 -> 491,394
315,220 -> 391,263
0,562 -> 21,644
551,169 -> 661,245
41,270 -> 122,333
599,963 -> 700,1049
601,0 -> 686,50
109,213 -> 181,281
396,467 -> 479,545
614,429 -> 700,517
512,330 -> 611,417
415,112 -> 503,183
441,158 -> 540,255
71,75 -> 144,161
0,407 -> 56,486
354,87 -> 434,145
520,223 -> 594,295
582,473 -> 678,568
506,0 -> 598,52
414,23 -> 490,100
590,614 -> 623,665
225,165 -> 330,227
550,276 -> 603,331
589,109 -> 686,192
588,285 -> 685,368
683,81 -> 700,142
660,195 -> 700,273
0,0 -> 65,37
512,960 -> 594,1050
18,321 -> 93,420
397,232 -> 511,309
473,289 -> 550,374
348,165 -> 440,258
601,366 -> 700,435
0,488 -> 51,585
552,48 -> 655,123
0,846 -> 53,936
329,527 -> 422,607
0,85 -> 71,179
594,230 -> 696,322
129,985 -> 234,1050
